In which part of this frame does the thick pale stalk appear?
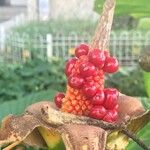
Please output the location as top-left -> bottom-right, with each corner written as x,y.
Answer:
91,0 -> 116,50
61,0 -> 116,149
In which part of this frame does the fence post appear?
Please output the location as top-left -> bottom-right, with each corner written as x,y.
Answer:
46,34 -> 53,59
0,26 -> 5,52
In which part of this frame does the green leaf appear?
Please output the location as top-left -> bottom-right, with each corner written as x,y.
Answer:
126,123 -> 150,150
0,89 -> 56,121
143,72 -> 150,97
126,97 -> 150,150
137,18 -> 150,30
140,97 -> 150,110
94,0 -> 150,18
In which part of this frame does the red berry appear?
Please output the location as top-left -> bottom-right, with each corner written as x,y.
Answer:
65,58 -> 77,76
104,50 -> 110,57
89,49 -> 106,68
68,75 -> 84,89
103,57 -> 119,73
83,82 -> 97,97
90,106 -> 107,120
54,92 -> 65,108
103,110 -> 118,122
75,44 -> 89,58
91,89 -> 105,105
104,88 -> 119,109
79,62 -> 96,77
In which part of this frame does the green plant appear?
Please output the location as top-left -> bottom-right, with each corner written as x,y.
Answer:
126,97 -> 150,150
0,58 -> 66,103
94,0 -> 150,18
143,72 -> 150,97
137,18 -> 150,30
0,60 -> 147,103
0,88 -> 56,121
105,67 -> 147,97
12,20 -> 96,36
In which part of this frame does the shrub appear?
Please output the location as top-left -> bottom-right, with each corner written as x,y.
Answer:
105,67 -> 147,97
0,58 -> 66,103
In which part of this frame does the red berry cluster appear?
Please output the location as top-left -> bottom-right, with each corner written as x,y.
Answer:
54,43 -> 119,123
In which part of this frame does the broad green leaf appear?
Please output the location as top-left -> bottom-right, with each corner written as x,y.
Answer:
107,97 -> 150,150
94,0 -> 150,18
126,123 -> 150,150
126,97 -> 150,150
143,72 -> 150,97
0,89 -> 56,121
140,97 -> 150,110
137,18 -> 150,30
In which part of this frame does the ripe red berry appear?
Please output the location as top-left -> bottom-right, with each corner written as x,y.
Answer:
104,50 -> 110,57
103,57 -> 119,73
65,58 -> 77,76
90,106 -> 107,120
54,92 -> 65,108
75,44 -> 89,58
83,82 -> 97,97
79,62 -> 96,77
104,88 -> 119,109
89,49 -> 106,68
103,110 -> 118,122
91,89 -> 105,105
68,75 -> 84,89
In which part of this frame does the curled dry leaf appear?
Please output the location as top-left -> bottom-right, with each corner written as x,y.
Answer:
0,95 -> 150,150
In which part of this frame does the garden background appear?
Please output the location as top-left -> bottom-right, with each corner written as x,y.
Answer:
0,0 -> 150,149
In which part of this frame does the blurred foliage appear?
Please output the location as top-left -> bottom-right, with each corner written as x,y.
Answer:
0,88 -> 56,121
106,67 -> 147,97
126,97 -> 150,150
94,0 -> 150,18
0,58 -> 66,103
0,59 -> 147,103
143,72 -> 150,97
137,17 -> 150,98
137,18 -> 150,30
126,123 -> 150,150
11,20 -> 96,36
11,19 -> 140,37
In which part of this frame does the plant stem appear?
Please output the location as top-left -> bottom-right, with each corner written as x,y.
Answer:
90,0 -> 116,50
121,128 -> 150,150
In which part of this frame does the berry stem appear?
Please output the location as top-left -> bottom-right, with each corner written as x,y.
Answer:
90,0 -> 116,50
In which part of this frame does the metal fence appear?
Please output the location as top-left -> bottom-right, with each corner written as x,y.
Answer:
0,31 -> 150,66
0,13 -> 27,51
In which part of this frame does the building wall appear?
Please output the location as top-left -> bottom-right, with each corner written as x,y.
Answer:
10,0 -> 26,6
26,0 -> 99,21
50,0 -> 98,20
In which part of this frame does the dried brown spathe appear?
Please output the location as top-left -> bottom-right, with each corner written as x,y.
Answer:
0,95 -> 149,150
